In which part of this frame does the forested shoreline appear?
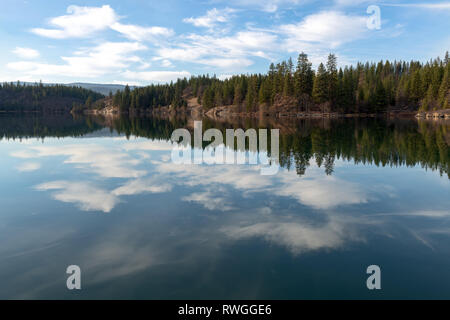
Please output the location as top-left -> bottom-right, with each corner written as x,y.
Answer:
1,52 -> 449,116
109,52 -> 450,115
0,81 -> 104,112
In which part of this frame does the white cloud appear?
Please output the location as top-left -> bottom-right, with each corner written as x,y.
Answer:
9,139 -> 370,212
81,237 -> 162,283
16,162 -> 41,172
152,157 -> 371,210
35,181 -> 119,213
10,143 -> 146,178
31,5 -> 173,42
222,220 -> 355,255
196,58 -> 253,68
382,2 -> 450,10
113,178 -> 172,196
183,8 -> 235,29
19,4 -> 374,81
182,190 -> 234,211
161,59 -> 173,68
274,172 -> 369,209
279,11 -> 368,50
111,23 -> 174,41
12,47 -> 40,59
31,5 -> 118,39
7,41 -> 147,78
156,31 -> 276,69
221,0 -> 302,12
122,139 -> 175,151
111,80 -> 143,86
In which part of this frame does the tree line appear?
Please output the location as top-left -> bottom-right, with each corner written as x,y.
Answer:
0,81 -> 104,112
111,52 -> 450,114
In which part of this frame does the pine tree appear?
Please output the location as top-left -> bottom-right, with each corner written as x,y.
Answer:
326,54 -> 338,109
202,87 -> 214,110
245,77 -> 258,112
294,52 -> 314,97
374,79 -> 388,112
312,63 -> 328,104
438,64 -> 449,109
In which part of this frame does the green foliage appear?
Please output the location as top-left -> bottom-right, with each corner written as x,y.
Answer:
110,52 -> 450,114
294,52 -> 314,97
312,63 -> 328,104
0,82 -> 104,112
202,87 -> 215,110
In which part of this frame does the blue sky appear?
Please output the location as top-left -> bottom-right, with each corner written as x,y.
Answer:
0,0 -> 449,85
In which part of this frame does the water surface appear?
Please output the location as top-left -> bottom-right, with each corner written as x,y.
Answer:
0,114 -> 449,299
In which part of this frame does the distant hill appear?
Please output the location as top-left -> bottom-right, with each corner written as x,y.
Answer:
67,83 -> 137,95
0,82 -> 104,112
10,81 -> 137,96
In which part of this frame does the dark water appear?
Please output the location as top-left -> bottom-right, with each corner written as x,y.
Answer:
0,114 -> 449,299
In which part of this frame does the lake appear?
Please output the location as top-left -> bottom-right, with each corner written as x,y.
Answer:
0,114 -> 449,299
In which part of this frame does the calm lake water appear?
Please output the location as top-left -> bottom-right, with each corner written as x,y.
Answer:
0,114 -> 449,299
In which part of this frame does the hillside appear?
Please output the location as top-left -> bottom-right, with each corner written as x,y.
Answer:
0,82 -> 104,112
17,81 -> 135,95
67,83 -> 137,95
102,52 -> 450,117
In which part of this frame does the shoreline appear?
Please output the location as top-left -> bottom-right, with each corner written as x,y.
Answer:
2,107 -> 449,121
81,107 -> 448,120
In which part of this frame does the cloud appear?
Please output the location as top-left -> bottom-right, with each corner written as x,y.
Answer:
334,0 -> 371,6
222,220 -> 355,255
182,190 -> 234,211
372,210 -> 450,218
382,2 -> 450,10
7,41 -> 147,78
80,237 -> 161,283
122,139 -> 175,151
274,173 -> 369,209
11,138 -> 370,212
196,58 -> 253,68
279,11 -> 368,50
20,4 -> 374,82
155,160 -> 273,190
16,162 -> 41,172
113,178 -> 172,196
35,181 -> 119,213
112,80 -> 143,86
219,0 -> 302,12
183,8 -> 235,29
152,158 -> 370,209
31,5 -> 173,42
160,59 -> 173,68
10,143 -> 146,178
12,47 -> 40,59
155,31 -> 276,69
111,23 -> 174,41
31,5 -> 118,39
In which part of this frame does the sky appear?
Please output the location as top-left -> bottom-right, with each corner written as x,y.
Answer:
0,0 -> 449,85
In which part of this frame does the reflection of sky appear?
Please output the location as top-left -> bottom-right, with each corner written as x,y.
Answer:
1,136 -> 450,299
